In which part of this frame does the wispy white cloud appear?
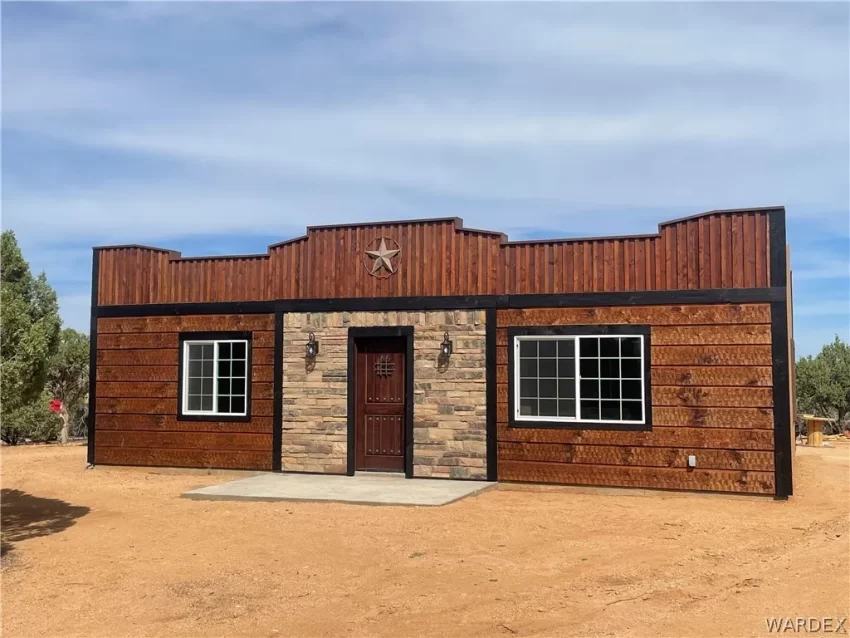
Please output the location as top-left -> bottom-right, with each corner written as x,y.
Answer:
1,1 -> 848,348
3,3 -> 847,239
4,182 -> 413,242
794,260 -> 850,282
794,301 -> 850,318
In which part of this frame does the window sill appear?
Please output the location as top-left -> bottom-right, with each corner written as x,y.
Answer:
177,413 -> 252,423
508,420 -> 651,431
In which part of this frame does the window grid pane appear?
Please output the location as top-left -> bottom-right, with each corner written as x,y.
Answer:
215,340 -> 248,416
516,337 -> 577,419
576,335 -> 643,423
184,340 -> 248,416
187,343 -> 214,412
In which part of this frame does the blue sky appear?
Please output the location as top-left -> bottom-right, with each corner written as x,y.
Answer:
2,2 -> 848,357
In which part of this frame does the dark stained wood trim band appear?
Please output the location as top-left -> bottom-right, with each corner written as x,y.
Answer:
346,333 -> 356,477
504,288 -> 785,309
771,300 -> 792,498
345,326 -> 415,479
485,308 -> 498,481
505,325 -> 653,432
98,300 -> 275,316
405,329 -> 414,479
94,288 -> 786,318
176,331 -> 253,423
87,248 -> 101,464
768,208 -> 793,498
272,311 -> 283,472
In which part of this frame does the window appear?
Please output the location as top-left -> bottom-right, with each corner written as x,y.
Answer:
181,335 -> 250,418
512,328 -> 649,427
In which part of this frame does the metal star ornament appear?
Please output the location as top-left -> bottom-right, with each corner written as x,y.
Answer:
365,237 -> 400,275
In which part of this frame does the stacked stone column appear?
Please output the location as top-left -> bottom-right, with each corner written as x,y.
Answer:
282,311 -> 487,479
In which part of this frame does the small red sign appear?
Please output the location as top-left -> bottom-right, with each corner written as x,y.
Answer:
49,399 -> 63,412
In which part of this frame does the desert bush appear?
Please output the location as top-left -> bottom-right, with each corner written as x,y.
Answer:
1,392 -> 62,445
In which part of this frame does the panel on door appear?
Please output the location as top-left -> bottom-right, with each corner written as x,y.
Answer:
355,337 -> 406,472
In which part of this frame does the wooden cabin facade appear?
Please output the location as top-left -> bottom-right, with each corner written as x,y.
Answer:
88,206 -> 795,497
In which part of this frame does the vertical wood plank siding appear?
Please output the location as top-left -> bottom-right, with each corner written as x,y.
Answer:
95,210 -> 775,305
496,304 -> 776,494
94,313 -> 276,470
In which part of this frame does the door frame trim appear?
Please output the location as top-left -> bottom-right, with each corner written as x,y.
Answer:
346,326 -> 415,478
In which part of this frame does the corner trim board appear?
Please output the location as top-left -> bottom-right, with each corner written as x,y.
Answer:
346,333 -> 356,477
405,330 -> 414,479
768,209 -> 794,499
771,300 -> 792,498
272,311 -> 283,471
87,249 -> 101,464
769,206 -> 793,498
485,308 -> 498,481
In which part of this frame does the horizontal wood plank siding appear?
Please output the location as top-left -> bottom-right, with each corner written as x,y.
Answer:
652,407 -> 773,429
93,313 -> 275,470
95,447 -> 271,471
497,424 -> 774,448
95,210 -> 776,304
498,442 -> 775,471
98,382 -> 178,398
651,366 -> 772,387
97,365 -> 180,382
97,431 -> 271,452
497,304 -> 771,326
97,414 -> 273,433
496,303 -> 776,494
497,461 -> 774,494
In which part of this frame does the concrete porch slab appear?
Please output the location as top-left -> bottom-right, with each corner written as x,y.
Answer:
182,472 -> 496,506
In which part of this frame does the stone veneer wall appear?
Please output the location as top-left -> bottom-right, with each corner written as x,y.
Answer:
282,311 -> 487,479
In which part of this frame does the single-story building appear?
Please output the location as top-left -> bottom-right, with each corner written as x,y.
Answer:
88,206 -> 795,497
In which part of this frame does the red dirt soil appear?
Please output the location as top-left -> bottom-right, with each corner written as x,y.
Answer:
2,444 -> 848,637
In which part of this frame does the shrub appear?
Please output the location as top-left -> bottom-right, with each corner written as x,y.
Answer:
1,392 -> 62,445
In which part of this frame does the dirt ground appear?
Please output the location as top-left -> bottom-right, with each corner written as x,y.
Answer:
2,444 -> 848,638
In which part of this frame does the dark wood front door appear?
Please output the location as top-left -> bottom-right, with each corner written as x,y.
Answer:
354,337 -> 406,472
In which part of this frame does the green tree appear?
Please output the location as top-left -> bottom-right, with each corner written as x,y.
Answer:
46,328 -> 90,444
796,335 -> 850,432
1,231 -> 62,444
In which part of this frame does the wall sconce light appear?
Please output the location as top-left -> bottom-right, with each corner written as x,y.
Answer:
306,332 -> 319,358
440,332 -> 453,358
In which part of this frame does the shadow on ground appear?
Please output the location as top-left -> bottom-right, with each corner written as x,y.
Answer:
1,489 -> 90,558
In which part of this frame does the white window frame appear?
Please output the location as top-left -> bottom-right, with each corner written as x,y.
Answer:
513,334 -> 646,425
181,339 -> 249,417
